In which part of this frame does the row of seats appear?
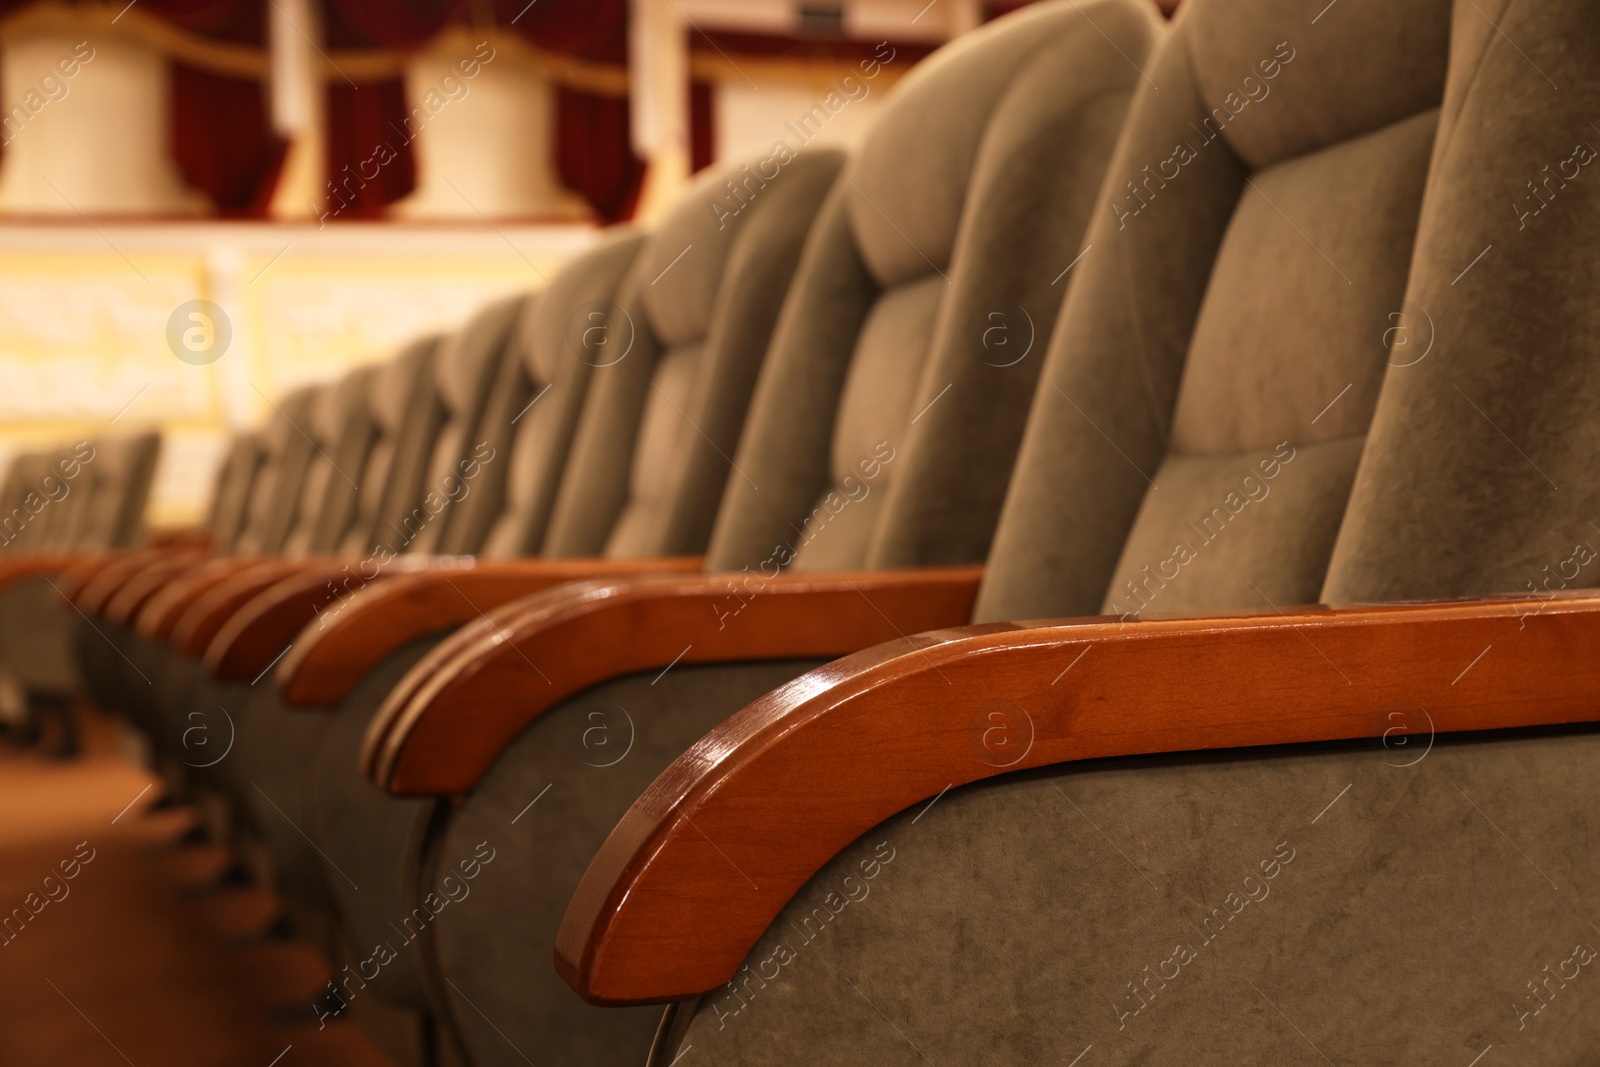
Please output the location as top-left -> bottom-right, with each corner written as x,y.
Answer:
7,0 -> 1599,1063
0,434 -> 159,745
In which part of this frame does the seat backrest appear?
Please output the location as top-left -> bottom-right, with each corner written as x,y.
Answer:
402,296 -> 525,557
1321,0 -> 1600,602
473,230 -> 647,559
538,147 -> 847,560
207,433 -> 264,554
233,386 -> 318,556
77,432 -> 161,551
705,0 -> 1159,577
339,336 -> 442,557
281,365 -> 378,558
975,0 -> 1447,622
0,452 -> 54,550
48,442 -> 96,550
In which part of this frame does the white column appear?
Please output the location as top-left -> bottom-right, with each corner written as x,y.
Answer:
0,31 -> 206,215
390,30 -> 589,221
628,0 -> 690,224
266,0 -> 327,220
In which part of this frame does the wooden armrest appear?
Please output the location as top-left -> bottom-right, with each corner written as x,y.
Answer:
0,553 -> 92,597
276,556 -> 704,707
202,561 -> 379,681
103,550 -> 209,624
133,557 -> 263,640
75,548 -> 181,613
361,565 -> 986,797
555,592 -> 1600,1004
170,559 -> 322,658
56,551 -> 126,600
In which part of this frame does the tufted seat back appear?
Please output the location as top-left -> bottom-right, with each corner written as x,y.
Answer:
402,296 -> 524,557
338,336 -> 441,557
281,365 -> 378,558
976,0 -> 1449,622
705,0 -> 1162,577
233,386 -> 318,556
473,230 -> 647,559
539,148 -> 847,560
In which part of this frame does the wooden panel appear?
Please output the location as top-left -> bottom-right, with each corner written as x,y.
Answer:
276,556 -> 704,706
362,566 -> 987,796
555,592 -> 1600,1005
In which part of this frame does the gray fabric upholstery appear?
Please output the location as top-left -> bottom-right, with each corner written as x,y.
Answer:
407,296 -> 524,556
542,148 -> 845,560
477,230 -> 646,559
975,0 -> 1449,622
684,729 -> 1600,1065
1323,0 -> 1600,602
78,433 -> 161,551
234,387 -> 319,556
282,366 -> 378,558
341,336 -> 441,557
207,434 -> 264,553
435,661 -> 826,1067
706,0 -> 1159,575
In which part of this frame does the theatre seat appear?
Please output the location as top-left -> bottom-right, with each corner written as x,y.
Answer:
555,1 -> 1600,1063
346,3 -> 1162,1063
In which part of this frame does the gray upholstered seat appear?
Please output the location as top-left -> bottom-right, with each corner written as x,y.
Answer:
418,5 -> 1160,1065
653,1 -> 1600,1064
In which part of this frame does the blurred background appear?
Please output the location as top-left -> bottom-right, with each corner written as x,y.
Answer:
0,0 -> 1112,531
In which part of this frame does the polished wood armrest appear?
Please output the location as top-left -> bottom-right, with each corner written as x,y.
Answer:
361,565 -> 986,797
75,547 -> 184,613
555,591 -> 1600,1004
56,551 -> 127,600
0,553 -> 94,597
202,561 -> 378,681
133,557 -> 263,640
275,556 -> 705,706
170,559 -> 323,658
103,550 -> 209,624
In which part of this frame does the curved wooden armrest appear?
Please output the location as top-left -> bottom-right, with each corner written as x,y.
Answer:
276,556 -> 705,707
0,553 -> 91,597
75,548 -> 180,613
202,561 -> 377,681
133,556 -> 262,640
555,591 -> 1600,1004
56,551 -> 126,600
170,559 -> 323,658
103,550 -> 209,624
361,565 -> 986,797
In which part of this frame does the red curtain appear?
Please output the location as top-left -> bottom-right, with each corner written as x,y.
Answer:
322,78 -> 417,220
169,64 -> 286,217
690,80 -> 714,174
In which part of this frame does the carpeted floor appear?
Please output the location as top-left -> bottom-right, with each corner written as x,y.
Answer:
0,704 -> 394,1067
